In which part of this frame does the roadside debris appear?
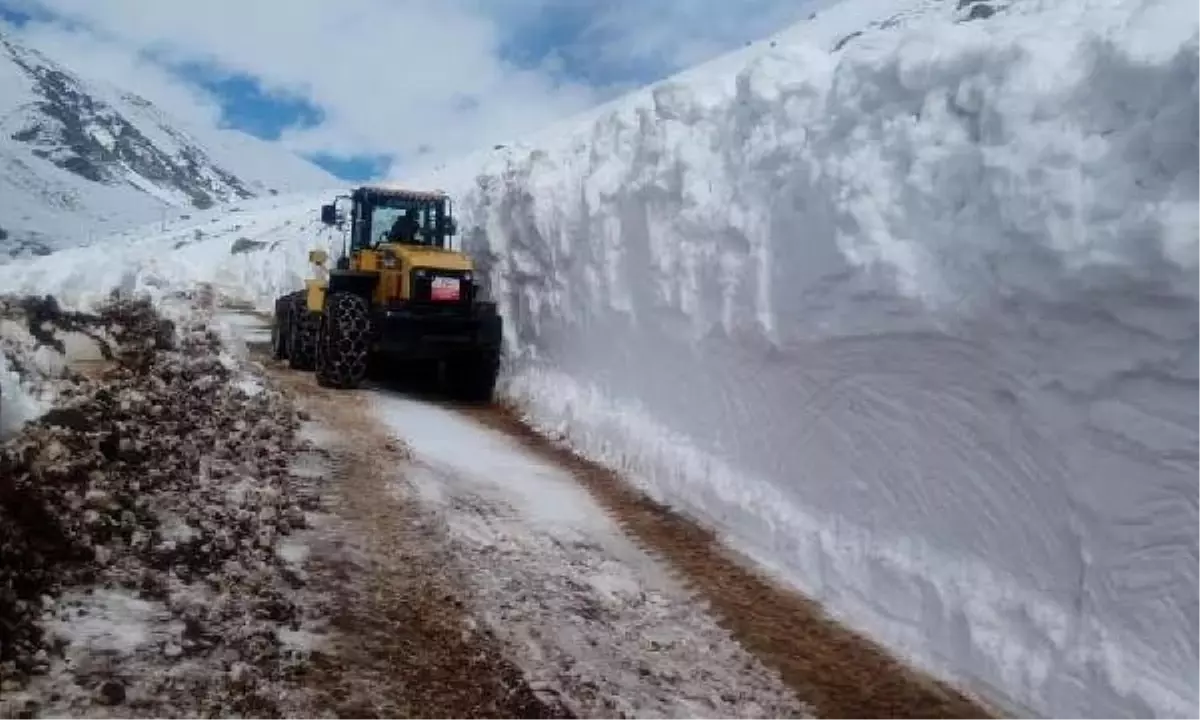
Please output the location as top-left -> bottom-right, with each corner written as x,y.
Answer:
0,293 -> 320,717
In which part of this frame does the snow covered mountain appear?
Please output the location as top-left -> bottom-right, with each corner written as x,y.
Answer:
0,31 -> 338,260
0,0 -> 1195,716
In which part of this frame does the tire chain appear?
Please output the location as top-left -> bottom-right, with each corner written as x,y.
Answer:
287,292 -> 318,370
271,295 -> 289,360
316,292 -> 372,388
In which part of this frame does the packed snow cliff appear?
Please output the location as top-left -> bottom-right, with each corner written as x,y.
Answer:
0,0 -> 1195,716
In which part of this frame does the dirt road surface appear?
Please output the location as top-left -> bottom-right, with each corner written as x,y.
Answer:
268,379 -> 564,719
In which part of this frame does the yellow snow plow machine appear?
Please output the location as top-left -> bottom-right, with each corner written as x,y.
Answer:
270,185 -> 502,400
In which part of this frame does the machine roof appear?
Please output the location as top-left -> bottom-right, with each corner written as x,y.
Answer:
355,184 -> 447,200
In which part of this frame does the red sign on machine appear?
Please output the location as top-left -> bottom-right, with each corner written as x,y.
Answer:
431,276 -> 461,301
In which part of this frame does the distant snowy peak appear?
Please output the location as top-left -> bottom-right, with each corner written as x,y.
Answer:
0,35 -> 251,209
0,31 -> 337,261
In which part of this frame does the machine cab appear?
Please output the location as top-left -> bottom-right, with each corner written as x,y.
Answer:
322,186 -> 458,254
319,185 -> 472,306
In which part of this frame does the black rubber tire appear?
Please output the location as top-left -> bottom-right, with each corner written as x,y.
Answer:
271,294 -> 290,360
287,292 -> 318,371
315,292 -> 372,389
448,350 -> 500,403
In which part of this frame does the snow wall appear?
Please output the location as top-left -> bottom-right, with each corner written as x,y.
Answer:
418,0 -> 1199,716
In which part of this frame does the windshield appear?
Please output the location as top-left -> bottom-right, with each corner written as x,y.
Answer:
372,205 -> 434,246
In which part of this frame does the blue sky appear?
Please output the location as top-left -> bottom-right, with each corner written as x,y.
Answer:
0,0 -> 814,181
0,3 -> 23,22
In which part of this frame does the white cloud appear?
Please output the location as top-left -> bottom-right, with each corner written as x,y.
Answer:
4,0 -> 820,179
7,0 -> 600,175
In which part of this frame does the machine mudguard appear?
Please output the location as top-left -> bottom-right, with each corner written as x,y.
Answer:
327,270 -> 379,305
304,279 -> 326,313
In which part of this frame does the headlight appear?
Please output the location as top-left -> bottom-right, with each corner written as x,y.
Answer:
382,253 -> 397,269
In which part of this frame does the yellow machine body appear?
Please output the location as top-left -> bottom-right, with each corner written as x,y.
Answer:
275,184 -> 502,398
305,244 -> 474,313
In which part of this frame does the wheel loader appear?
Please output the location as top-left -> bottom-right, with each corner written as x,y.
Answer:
271,185 -> 502,400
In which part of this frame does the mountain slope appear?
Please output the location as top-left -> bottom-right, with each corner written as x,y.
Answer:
0,31 -> 338,260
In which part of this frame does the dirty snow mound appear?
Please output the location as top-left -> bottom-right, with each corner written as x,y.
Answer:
0,294 -> 132,437
0,293 -> 321,718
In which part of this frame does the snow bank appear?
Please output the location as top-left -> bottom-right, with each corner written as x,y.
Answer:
412,0 -> 1198,716
0,191 -> 344,313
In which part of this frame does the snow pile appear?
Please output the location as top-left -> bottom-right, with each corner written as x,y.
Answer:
0,191 -> 344,314
0,294 -> 322,717
0,295 -> 125,437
